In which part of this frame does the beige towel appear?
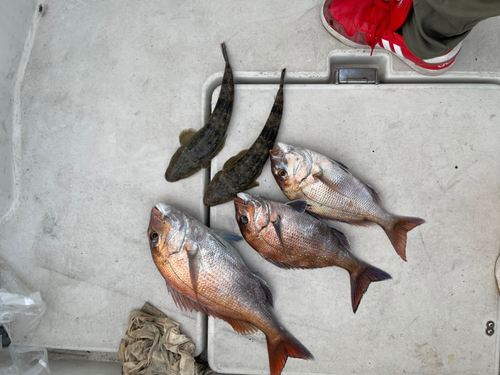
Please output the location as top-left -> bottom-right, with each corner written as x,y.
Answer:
118,303 -> 213,375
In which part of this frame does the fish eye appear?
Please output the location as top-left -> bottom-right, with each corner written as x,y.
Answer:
239,215 -> 249,225
150,231 -> 159,241
278,169 -> 288,178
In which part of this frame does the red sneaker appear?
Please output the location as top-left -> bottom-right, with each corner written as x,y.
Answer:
321,0 -> 461,75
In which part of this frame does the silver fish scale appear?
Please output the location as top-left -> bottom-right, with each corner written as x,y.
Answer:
303,155 -> 392,227
263,199 -> 359,270
169,207 -> 278,332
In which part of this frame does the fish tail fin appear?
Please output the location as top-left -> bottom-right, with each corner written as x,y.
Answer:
350,263 -> 392,313
220,42 -> 229,63
280,68 -> 286,85
383,216 -> 425,261
267,331 -> 313,375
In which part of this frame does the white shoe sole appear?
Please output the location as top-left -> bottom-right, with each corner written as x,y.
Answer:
320,5 -> 456,76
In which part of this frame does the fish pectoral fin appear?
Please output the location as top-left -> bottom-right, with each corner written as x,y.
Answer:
312,167 -> 323,180
244,180 -> 260,190
214,229 -> 243,245
185,243 -> 202,301
179,128 -> 198,146
285,200 -> 309,214
253,274 -> 274,307
223,149 -> 248,170
271,215 -> 291,261
313,168 -> 350,199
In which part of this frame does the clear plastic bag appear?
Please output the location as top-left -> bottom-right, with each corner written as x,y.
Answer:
1,346 -> 50,375
0,259 -> 49,375
0,291 -> 45,345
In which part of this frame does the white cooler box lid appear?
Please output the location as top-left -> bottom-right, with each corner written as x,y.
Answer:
208,82 -> 500,375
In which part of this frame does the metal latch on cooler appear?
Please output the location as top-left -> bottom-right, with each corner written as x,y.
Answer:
333,68 -> 379,84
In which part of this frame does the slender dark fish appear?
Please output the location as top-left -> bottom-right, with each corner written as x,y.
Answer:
270,143 -> 425,261
148,203 -> 313,375
203,69 -> 286,206
234,193 -> 391,313
165,43 -> 234,182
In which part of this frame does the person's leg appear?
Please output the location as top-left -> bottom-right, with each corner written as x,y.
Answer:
403,0 -> 500,59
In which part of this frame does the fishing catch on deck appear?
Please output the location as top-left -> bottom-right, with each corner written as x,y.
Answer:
147,203 -> 313,375
165,43 -> 234,182
203,69 -> 286,207
269,143 -> 425,261
234,193 -> 391,313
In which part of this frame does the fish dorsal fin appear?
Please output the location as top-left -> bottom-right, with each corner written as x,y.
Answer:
185,243 -> 202,301
328,226 -> 351,250
285,200 -> 308,214
223,149 -> 248,170
253,274 -> 274,307
365,183 -> 382,205
306,211 -> 332,221
214,229 -> 243,245
179,128 -> 198,146
326,159 -> 382,205
245,180 -> 259,190
332,159 -> 350,174
165,282 -> 258,334
307,210 -> 376,227
313,167 -> 350,199
271,214 -> 291,261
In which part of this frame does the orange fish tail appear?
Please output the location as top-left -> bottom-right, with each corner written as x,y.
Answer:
267,331 -> 314,375
350,263 -> 391,313
383,216 -> 425,261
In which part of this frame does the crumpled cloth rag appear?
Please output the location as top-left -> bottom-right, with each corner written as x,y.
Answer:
118,303 -> 213,375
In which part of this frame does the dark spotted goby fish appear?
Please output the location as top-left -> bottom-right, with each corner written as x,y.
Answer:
147,203 -> 313,375
203,69 -> 286,206
234,193 -> 391,313
270,143 -> 425,261
165,43 -> 234,182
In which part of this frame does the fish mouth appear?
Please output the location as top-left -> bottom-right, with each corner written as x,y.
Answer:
203,192 -> 216,207
150,206 -> 166,231
151,206 -> 163,219
269,149 -> 282,157
154,203 -> 171,220
276,142 -> 291,152
164,166 -> 180,182
234,193 -> 251,209
236,192 -> 252,202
